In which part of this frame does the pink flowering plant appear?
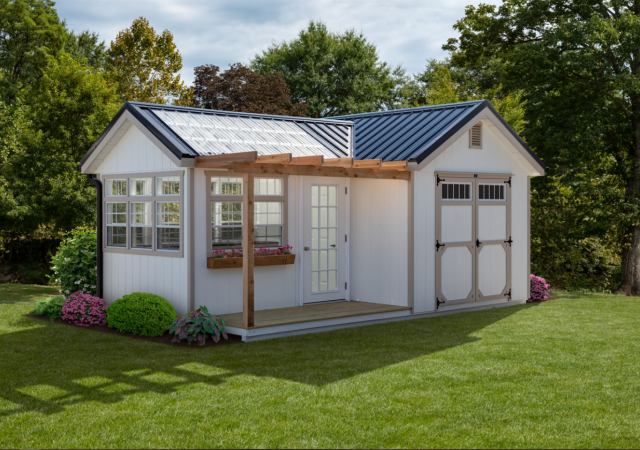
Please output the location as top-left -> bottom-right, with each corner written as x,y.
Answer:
212,245 -> 293,258
528,274 -> 551,302
61,291 -> 107,327
168,305 -> 228,346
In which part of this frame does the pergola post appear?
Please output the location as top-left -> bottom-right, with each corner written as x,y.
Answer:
242,172 -> 255,328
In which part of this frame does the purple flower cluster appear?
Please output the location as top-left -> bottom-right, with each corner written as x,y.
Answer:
61,291 -> 107,327
528,274 -> 550,302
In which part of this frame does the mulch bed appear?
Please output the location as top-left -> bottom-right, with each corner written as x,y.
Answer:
26,314 -> 243,348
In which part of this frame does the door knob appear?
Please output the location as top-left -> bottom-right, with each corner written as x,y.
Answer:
304,246 -> 310,251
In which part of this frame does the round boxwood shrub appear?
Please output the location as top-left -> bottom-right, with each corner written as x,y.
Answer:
107,293 -> 177,337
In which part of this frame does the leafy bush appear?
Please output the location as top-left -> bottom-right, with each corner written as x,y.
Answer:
61,291 -> 107,327
50,228 -> 97,297
107,292 -> 178,337
30,296 -> 65,322
528,274 -> 550,302
168,305 -> 228,346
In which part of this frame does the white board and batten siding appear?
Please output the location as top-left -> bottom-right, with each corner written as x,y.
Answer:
193,171 -> 301,315
97,125 -> 190,314
413,118 -> 532,313
349,178 -> 409,306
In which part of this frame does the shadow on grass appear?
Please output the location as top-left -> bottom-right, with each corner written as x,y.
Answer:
0,303 -> 536,417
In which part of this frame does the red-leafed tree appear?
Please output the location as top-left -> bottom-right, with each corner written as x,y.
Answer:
191,63 -> 307,116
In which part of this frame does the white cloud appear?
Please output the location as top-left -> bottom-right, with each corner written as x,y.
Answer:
57,0 -> 502,85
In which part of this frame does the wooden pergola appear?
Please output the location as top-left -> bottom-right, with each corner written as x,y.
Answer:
195,151 -> 412,328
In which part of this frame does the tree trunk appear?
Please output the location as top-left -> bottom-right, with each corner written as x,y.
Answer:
617,108 -> 640,295
617,225 -> 640,295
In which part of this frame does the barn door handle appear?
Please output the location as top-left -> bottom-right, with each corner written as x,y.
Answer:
476,239 -> 482,247
435,240 -> 445,251
504,236 -> 513,246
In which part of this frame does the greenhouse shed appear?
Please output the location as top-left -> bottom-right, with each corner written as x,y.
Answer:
80,100 -> 546,341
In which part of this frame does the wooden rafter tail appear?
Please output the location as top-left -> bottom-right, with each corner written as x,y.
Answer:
196,151 -> 258,168
323,157 -> 354,168
256,153 -> 292,165
291,155 -> 324,166
353,159 -> 382,169
381,161 -> 408,171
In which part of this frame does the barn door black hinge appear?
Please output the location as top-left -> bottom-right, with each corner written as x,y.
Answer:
436,240 -> 445,251
504,178 -> 512,187
345,187 -> 348,194
504,289 -> 512,300
345,282 -> 348,290
437,297 -> 445,309
437,174 -> 446,186
476,239 -> 482,247
504,236 -> 513,246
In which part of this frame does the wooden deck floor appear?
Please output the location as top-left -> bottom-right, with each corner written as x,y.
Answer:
220,301 -> 412,329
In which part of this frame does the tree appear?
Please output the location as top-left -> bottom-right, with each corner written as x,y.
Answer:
413,60 -> 527,134
251,20 -> 407,118
2,53 -> 119,235
0,0 -> 65,101
64,27 -> 108,70
444,1 -> 631,292
191,63 -> 307,116
107,17 -> 188,104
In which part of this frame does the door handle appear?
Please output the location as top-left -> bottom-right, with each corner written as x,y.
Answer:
304,247 -> 310,251
330,245 -> 336,247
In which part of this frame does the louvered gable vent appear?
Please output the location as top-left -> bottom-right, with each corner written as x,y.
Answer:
469,123 -> 482,149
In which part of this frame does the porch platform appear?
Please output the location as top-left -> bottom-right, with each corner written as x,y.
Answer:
220,301 -> 412,342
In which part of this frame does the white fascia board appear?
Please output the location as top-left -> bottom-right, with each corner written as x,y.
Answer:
409,106 -> 545,176
81,110 -> 195,174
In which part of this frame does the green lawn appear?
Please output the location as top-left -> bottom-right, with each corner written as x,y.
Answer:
0,285 -> 639,448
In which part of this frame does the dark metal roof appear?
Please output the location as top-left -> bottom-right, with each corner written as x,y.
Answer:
333,100 -> 546,170
81,102 -> 353,167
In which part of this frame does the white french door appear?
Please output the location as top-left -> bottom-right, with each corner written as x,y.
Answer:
302,177 -> 347,303
435,175 -> 512,307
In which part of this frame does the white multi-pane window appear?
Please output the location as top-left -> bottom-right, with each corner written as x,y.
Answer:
130,178 -> 152,196
209,176 -> 286,250
157,202 -> 180,250
103,173 -> 182,255
106,202 -> 127,247
310,185 -> 338,293
130,202 -> 152,248
157,176 -> 180,195
105,179 -> 127,197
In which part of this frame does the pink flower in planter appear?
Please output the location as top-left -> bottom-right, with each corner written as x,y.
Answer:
61,291 -> 107,327
211,246 -> 293,258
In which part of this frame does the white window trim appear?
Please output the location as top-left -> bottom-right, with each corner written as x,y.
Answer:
205,171 -> 288,252
101,171 -> 184,258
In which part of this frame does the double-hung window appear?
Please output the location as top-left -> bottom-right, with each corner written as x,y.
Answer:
208,175 -> 286,250
102,172 -> 183,256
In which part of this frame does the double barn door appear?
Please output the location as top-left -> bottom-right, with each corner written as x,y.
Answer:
435,174 -> 512,307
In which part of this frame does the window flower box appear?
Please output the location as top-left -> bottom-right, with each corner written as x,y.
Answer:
207,254 -> 296,269
207,246 -> 295,269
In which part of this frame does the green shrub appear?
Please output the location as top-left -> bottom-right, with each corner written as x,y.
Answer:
30,296 -> 65,322
50,228 -> 97,297
107,292 -> 178,337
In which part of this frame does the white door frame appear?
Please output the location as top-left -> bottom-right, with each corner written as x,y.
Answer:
298,176 -> 349,304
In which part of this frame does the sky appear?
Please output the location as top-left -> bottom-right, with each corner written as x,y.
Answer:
56,0 -> 501,86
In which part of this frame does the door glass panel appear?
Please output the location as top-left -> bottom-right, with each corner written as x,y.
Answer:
310,184 -> 339,293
